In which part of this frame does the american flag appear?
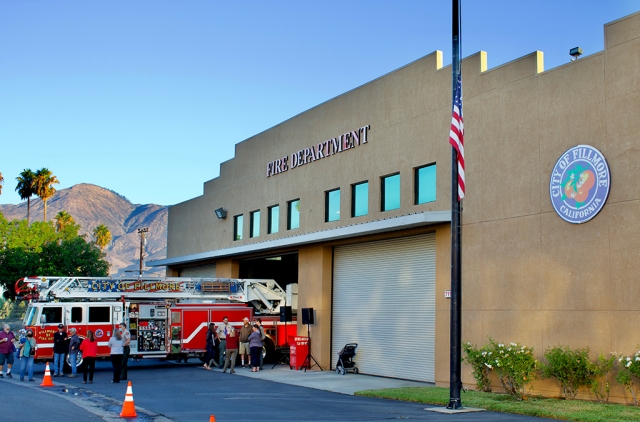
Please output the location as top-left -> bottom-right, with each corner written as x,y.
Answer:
449,75 -> 465,200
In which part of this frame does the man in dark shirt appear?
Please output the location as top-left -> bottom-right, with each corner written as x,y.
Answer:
53,324 -> 68,376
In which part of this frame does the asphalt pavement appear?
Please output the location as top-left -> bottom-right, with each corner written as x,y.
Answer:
1,359 -> 550,422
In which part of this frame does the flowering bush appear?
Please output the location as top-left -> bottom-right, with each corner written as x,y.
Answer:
615,350 -> 640,405
591,353 -> 615,403
462,338 -> 537,400
541,345 -> 596,400
488,339 -> 538,400
462,342 -> 493,392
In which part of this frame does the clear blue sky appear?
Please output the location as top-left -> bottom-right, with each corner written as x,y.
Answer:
1,1 -> 638,206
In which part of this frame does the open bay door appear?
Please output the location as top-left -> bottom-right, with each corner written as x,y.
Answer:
331,233 -> 436,382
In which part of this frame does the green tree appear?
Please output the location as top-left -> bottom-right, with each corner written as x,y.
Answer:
15,169 -> 36,224
93,224 -> 111,251
32,168 -> 59,222
54,210 -> 80,240
0,212 -> 109,299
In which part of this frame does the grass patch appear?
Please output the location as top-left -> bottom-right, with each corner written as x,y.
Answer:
355,387 -> 640,422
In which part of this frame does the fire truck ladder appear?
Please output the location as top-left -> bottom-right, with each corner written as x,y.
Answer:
23,276 -> 287,314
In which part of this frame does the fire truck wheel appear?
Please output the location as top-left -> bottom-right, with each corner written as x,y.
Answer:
262,336 -> 276,364
64,351 -> 85,373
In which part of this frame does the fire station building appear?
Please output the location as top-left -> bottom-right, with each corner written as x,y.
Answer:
152,12 -> 640,397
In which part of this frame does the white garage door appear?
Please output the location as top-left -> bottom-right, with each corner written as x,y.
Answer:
332,233 -> 436,382
179,264 -> 217,278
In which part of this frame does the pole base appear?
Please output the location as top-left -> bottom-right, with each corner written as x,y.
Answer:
446,398 -> 463,410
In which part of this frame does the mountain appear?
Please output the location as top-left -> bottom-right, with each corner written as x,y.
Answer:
0,184 -> 167,277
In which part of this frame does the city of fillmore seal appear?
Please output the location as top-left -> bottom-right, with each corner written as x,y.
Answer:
549,145 -> 610,224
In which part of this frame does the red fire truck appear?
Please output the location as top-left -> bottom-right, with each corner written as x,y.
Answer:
16,276 -> 298,368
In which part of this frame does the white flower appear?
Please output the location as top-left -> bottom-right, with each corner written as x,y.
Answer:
510,342 -> 517,346
627,361 -> 633,368
635,357 -> 640,362
619,356 -> 625,362
499,344 -> 504,348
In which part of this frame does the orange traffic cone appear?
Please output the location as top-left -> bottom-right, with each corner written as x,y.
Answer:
40,362 -> 55,387
210,416 -> 216,422
119,381 -> 138,418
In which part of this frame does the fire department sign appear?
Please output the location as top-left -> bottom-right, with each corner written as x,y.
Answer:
549,145 -> 610,224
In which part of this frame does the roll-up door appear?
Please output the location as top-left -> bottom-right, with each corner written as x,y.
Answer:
332,233 -> 436,382
179,264 -> 217,278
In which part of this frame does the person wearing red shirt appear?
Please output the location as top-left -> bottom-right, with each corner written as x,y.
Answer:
80,330 -> 98,384
222,328 -> 239,374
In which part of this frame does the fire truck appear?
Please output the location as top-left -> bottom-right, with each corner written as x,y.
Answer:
16,276 -> 298,369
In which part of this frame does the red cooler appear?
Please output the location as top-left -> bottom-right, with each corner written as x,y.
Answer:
288,336 -> 309,370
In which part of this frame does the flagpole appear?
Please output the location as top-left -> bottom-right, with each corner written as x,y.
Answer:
447,0 -> 463,410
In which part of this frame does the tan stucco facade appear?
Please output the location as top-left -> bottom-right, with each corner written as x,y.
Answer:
157,12 -> 640,401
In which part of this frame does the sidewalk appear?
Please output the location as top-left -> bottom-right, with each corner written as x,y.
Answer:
230,363 -> 433,395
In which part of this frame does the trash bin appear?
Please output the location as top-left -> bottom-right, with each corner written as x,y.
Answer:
288,336 -> 309,370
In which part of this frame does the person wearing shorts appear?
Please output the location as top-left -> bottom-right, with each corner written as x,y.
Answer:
239,317 -> 252,368
0,324 -> 16,378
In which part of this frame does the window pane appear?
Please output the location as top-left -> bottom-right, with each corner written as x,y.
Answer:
250,211 -> 260,238
268,206 -> 279,234
234,215 -> 243,240
288,200 -> 300,230
352,182 -> 368,217
71,307 -> 83,323
88,307 -> 110,323
325,189 -> 340,222
382,174 -> 401,211
42,307 -> 62,324
416,164 -> 437,204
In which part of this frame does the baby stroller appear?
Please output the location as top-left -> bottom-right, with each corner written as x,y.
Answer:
335,343 -> 358,375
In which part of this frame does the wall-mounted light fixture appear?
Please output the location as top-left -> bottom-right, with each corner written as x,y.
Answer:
215,208 -> 227,219
570,47 -> 582,61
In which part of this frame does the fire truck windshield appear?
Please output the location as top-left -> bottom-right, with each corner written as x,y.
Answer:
23,306 -> 38,326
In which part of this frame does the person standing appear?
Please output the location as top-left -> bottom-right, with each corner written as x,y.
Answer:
216,316 -> 231,369
68,328 -> 81,378
119,323 -> 131,380
0,324 -> 16,378
52,324 -> 68,377
221,327 -> 238,374
239,317 -> 252,368
203,323 -> 218,370
248,324 -> 263,372
108,330 -> 124,383
80,330 -> 98,384
253,318 -> 266,370
18,329 -> 36,382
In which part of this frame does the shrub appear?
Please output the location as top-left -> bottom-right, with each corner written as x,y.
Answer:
542,345 -> 596,400
615,350 -> 640,405
591,352 -> 615,403
462,342 -> 493,392
488,338 -> 537,400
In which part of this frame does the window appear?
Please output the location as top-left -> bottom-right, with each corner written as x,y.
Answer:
88,307 -> 110,323
234,214 -> 244,241
268,205 -> 279,234
415,164 -> 437,204
41,307 -> 62,324
23,306 -> 38,326
325,189 -> 340,222
288,199 -> 300,230
71,307 -> 83,323
250,210 -> 260,238
351,181 -> 368,217
381,173 -> 401,211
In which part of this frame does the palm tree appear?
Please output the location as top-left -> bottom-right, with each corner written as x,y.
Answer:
55,210 -> 75,232
93,224 -> 111,251
32,168 -> 59,222
0,172 -> 4,195
15,169 -> 36,224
